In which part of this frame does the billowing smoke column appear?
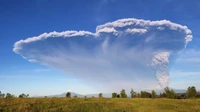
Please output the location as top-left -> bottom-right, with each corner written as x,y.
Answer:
152,52 -> 170,88
13,18 -> 192,89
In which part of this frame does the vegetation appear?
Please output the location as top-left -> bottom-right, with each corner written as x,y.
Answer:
5,93 -> 15,98
66,92 -> 71,98
0,91 -> 5,98
112,92 -> 117,98
73,95 -> 78,98
120,89 -> 127,98
151,90 -> 156,98
164,87 -> 176,99
116,94 -> 120,98
0,98 -> 200,112
140,91 -> 152,98
0,86 -> 200,111
130,89 -> 136,98
186,86 -> 197,98
19,93 -> 29,98
98,93 -> 103,98
160,92 -> 167,98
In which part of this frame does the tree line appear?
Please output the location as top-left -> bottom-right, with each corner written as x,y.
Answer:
0,91 -> 29,98
65,86 -> 199,99
115,86 -> 199,99
0,86 -> 199,99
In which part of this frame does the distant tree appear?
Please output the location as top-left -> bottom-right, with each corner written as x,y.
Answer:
2,93 -> 5,98
117,94 -> 120,98
176,93 -> 187,99
73,95 -> 78,98
136,93 -> 141,98
130,89 -> 136,98
66,92 -> 71,98
164,87 -> 176,99
120,89 -> 127,98
137,93 -> 141,98
91,96 -> 95,98
140,91 -> 152,98
44,96 -> 47,98
160,92 -> 166,98
112,93 -> 117,98
151,90 -> 156,98
186,86 -> 197,98
196,92 -> 200,98
98,93 -> 103,98
6,93 -> 14,98
84,96 -> 87,98
0,91 -> 4,98
18,93 -> 23,98
19,93 -> 29,98
159,93 -> 163,98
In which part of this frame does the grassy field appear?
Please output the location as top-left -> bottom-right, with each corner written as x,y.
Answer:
0,98 -> 200,112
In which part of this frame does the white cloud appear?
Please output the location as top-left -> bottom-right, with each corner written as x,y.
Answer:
13,18 -> 192,90
96,27 -> 118,35
157,27 -> 165,30
125,28 -> 147,34
13,31 -> 94,54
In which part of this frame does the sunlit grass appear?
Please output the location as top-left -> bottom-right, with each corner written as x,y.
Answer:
0,98 -> 200,112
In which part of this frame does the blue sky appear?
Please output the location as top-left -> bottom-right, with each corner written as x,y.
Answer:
0,0 -> 200,96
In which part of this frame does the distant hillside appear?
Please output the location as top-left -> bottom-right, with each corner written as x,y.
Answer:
34,92 -> 111,98
47,92 -> 84,98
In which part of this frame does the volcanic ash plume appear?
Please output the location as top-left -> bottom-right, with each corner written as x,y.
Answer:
151,52 -> 170,88
13,18 -> 192,89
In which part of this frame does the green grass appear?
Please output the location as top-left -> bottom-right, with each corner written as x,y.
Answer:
0,98 -> 200,112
